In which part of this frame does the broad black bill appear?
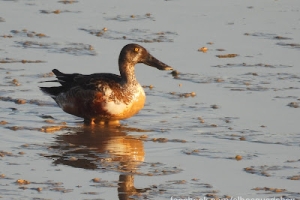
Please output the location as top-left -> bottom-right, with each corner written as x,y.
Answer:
143,54 -> 173,71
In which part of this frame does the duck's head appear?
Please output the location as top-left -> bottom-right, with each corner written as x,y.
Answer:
119,43 -> 173,71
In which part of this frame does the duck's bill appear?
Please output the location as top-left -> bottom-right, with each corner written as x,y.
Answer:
144,54 -> 173,71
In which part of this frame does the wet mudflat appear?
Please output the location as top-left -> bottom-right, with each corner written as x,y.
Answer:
0,0 -> 300,199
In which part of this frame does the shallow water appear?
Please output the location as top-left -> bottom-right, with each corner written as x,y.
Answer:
1,0 -> 300,199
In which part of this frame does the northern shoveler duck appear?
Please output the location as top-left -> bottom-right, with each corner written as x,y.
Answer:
40,43 -> 173,125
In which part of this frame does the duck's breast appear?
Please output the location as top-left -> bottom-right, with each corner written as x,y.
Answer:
103,84 -> 146,120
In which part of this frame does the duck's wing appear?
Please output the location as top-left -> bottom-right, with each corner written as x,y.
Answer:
40,69 -> 121,97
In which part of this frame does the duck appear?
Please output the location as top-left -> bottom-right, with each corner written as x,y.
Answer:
40,43 -> 173,125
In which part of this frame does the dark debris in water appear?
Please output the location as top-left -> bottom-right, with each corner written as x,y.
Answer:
211,104 -> 220,109
244,32 -> 292,40
228,86 -> 269,92
276,42 -> 300,49
287,175 -> 300,180
137,163 -> 183,176
0,58 -> 45,64
212,63 -> 292,68
90,179 -> 118,188
244,165 -> 299,179
58,0 -> 79,4
114,125 -> 152,133
40,125 -> 68,133
170,72 -> 215,84
0,150 -> 15,157
0,67 -> 24,72
170,69 -> 299,95
1,34 -> 13,38
244,32 -> 300,52
145,178 -> 230,200
169,91 -> 196,98
10,78 -> 21,86
216,54 -> 238,58
80,28 -> 177,43
286,159 -> 300,163
16,179 -> 73,193
287,102 -> 299,108
182,148 -> 256,160
251,186 -> 300,198
171,70 -> 180,77
15,41 -> 96,56
39,115 -> 55,119
0,96 -> 55,106
0,17 -> 5,22
1,169 -> 74,193
252,187 -> 286,193
5,125 -> 68,133
90,175 -> 152,198
105,14 -> 154,22
40,9 -> 81,14
144,137 -> 187,143
206,128 -> 300,147
10,29 -> 48,38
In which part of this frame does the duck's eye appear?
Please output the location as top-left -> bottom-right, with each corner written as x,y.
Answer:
134,47 -> 139,52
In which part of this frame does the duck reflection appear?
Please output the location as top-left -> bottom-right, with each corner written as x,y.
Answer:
46,125 -> 150,199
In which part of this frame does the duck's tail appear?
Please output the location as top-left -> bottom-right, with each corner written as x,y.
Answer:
40,86 -> 62,99
40,69 -> 67,98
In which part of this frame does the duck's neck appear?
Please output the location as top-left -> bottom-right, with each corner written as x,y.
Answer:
119,62 -> 138,85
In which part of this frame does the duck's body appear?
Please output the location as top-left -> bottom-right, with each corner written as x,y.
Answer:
40,44 -> 173,124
